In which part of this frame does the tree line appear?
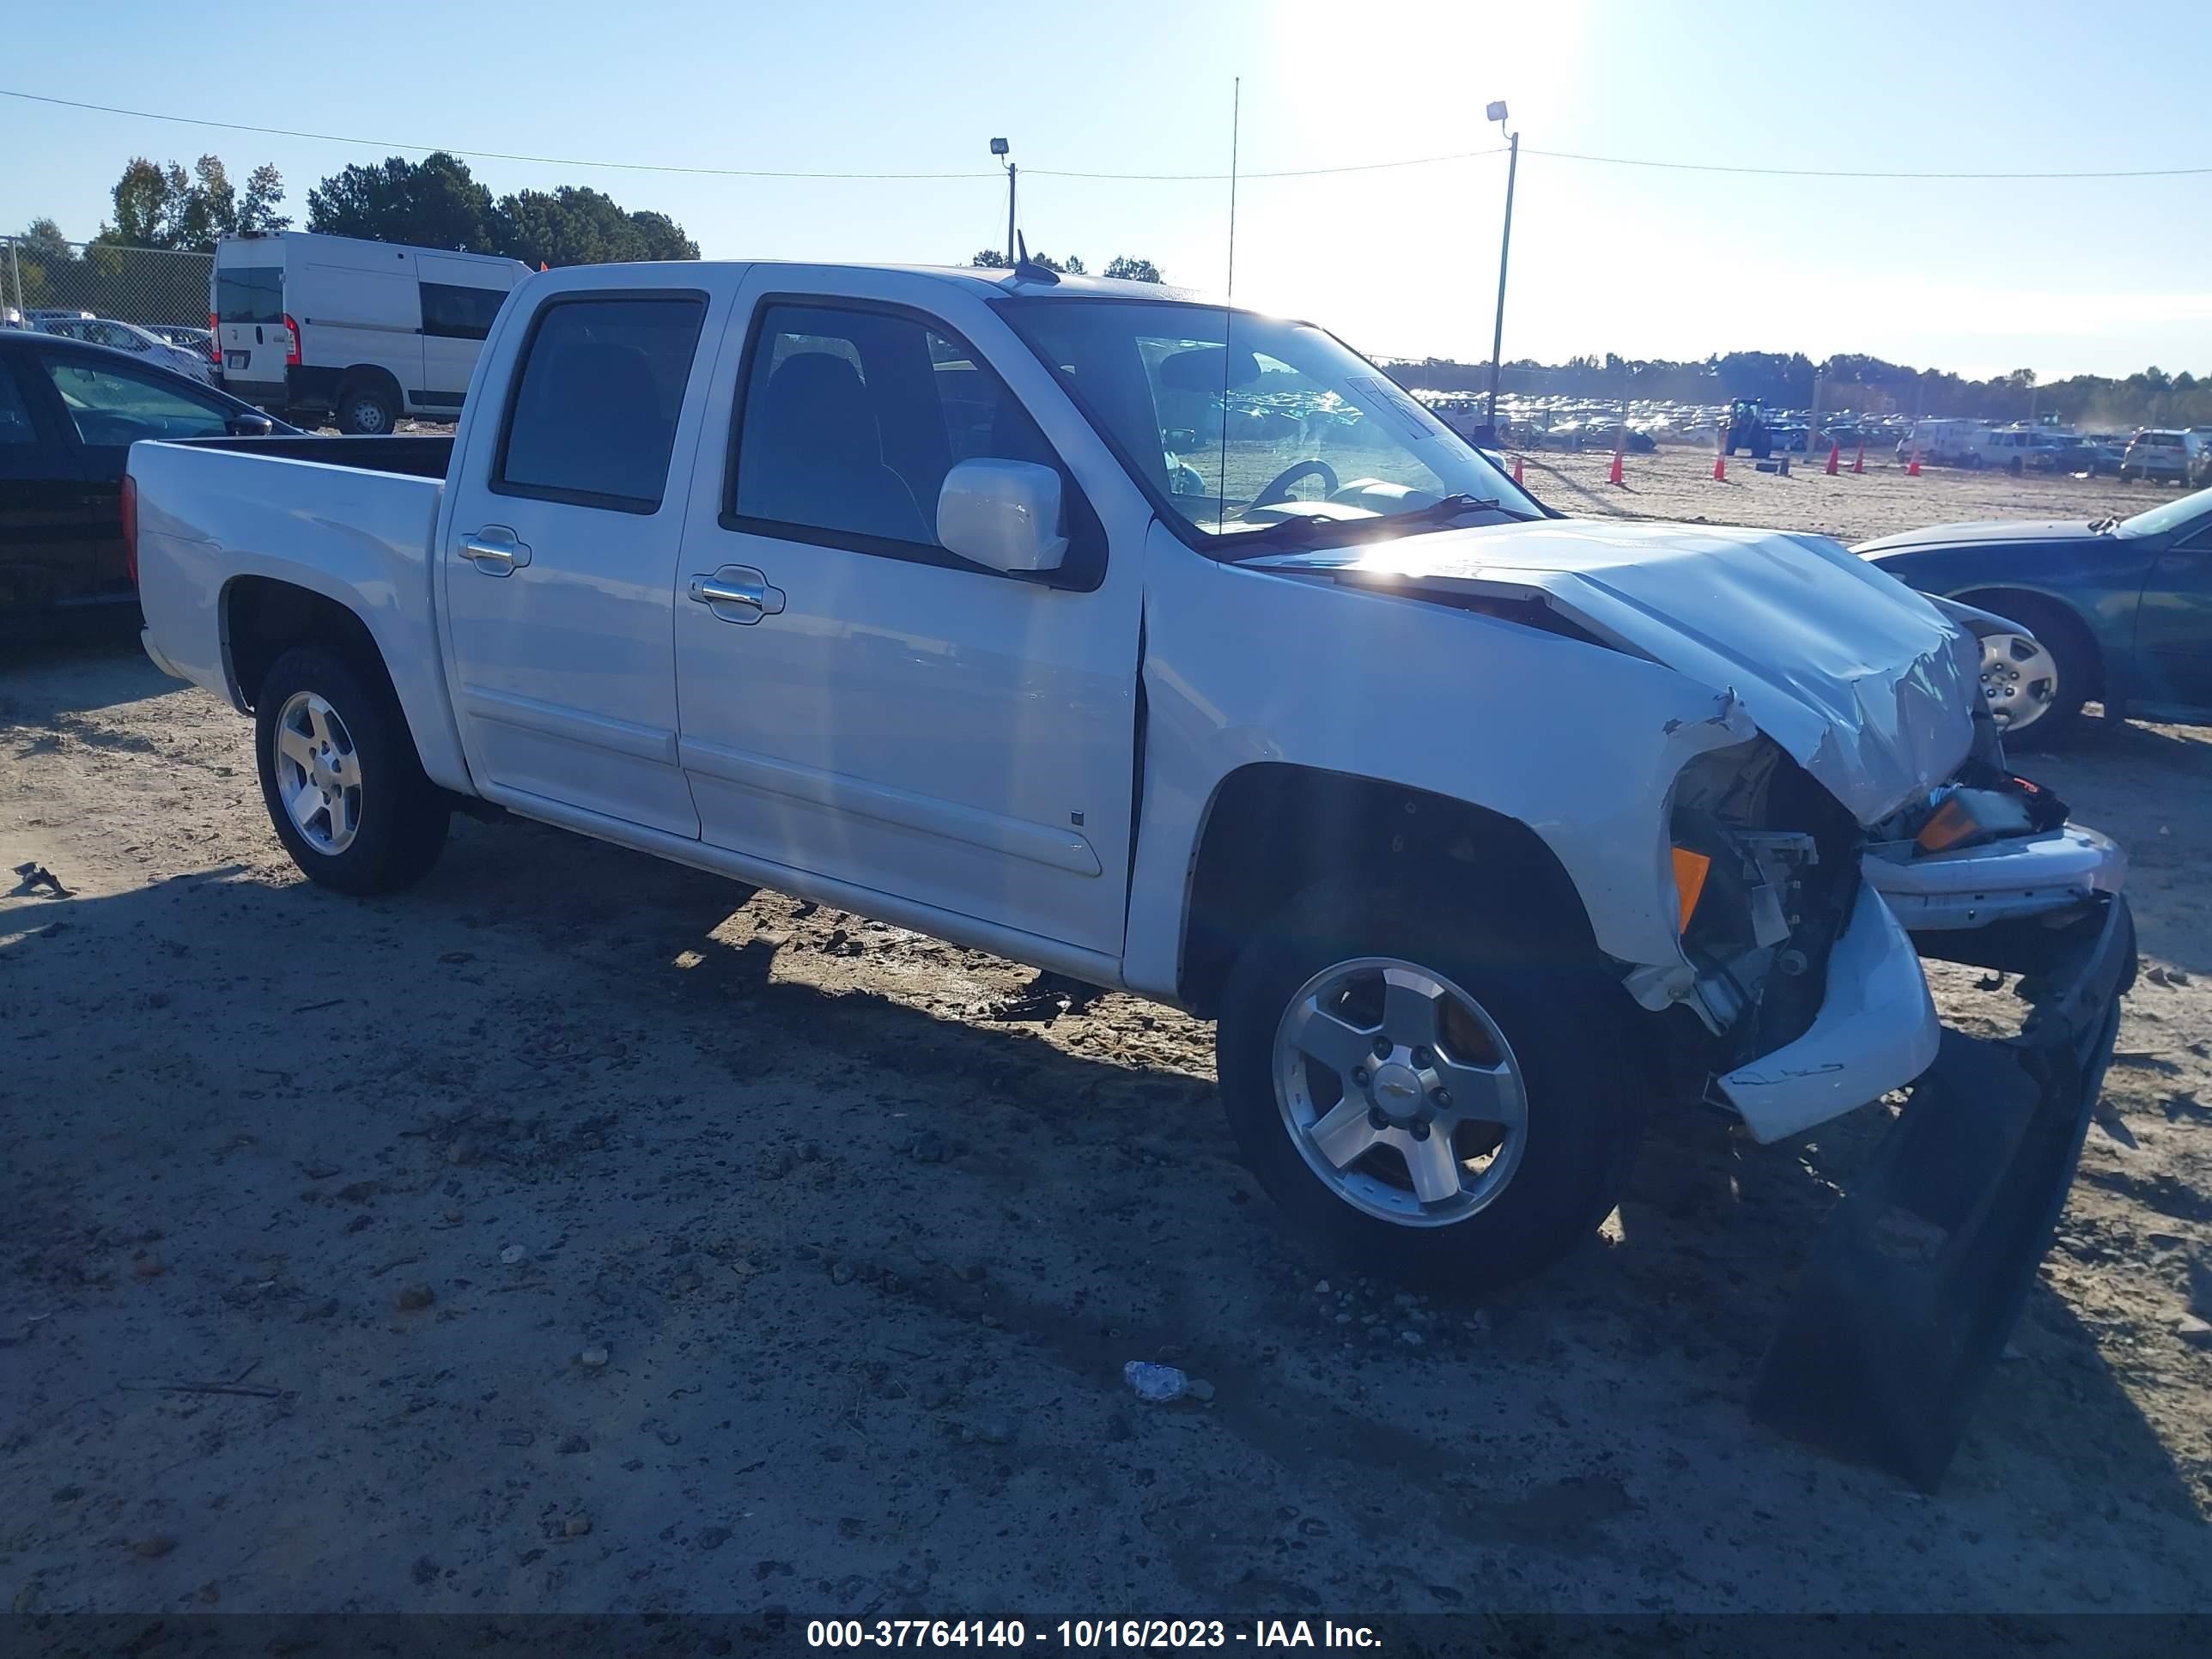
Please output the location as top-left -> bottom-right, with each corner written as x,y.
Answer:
14,149 -> 700,270
969,249 -> 1164,283
1388,349 -> 2212,432
19,149 -> 1176,280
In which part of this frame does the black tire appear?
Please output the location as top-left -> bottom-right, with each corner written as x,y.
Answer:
1965,594 -> 2096,751
1751,437 -> 1771,460
254,645 -> 449,894
335,380 -> 398,436
1216,877 -> 1645,1292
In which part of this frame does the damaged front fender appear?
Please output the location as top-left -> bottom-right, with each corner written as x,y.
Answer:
1751,891 -> 2137,1489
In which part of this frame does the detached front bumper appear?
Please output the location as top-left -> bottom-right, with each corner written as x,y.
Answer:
1750,890 -> 2136,1487
1715,822 -> 2128,1145
1715,883 -> 1942,1144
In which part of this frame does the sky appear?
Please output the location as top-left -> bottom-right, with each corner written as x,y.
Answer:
3,0 -> 2208,381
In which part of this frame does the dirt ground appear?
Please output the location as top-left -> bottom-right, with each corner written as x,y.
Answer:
1522,445 -> 2179,548
3,465 -> 2211,1620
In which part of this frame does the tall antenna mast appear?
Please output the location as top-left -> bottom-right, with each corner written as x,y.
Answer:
1225,77 -> 1240,302
1218,76 -> 1240,532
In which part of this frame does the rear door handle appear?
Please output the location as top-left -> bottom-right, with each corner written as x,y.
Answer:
688,565 -> 785,624
459,526 -> 532,575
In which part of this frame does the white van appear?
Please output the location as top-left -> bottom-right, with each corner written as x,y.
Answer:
212,232 -> 530,433
1973,423 -> 2075,473
1893,418 -> 1991,468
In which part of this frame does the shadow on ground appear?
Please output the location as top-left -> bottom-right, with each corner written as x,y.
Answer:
7,814 -> 2197,1561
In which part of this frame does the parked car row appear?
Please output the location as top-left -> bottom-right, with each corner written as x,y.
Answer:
1888,419 -> 2203,482
0,308 -> 215,384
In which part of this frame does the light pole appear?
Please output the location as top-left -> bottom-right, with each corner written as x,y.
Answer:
1483,100 -> 1519,443
991,137 -> 1016,265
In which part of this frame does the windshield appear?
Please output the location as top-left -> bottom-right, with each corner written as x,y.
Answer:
2116,486 -> 2212,539
997,297 -> 1540,544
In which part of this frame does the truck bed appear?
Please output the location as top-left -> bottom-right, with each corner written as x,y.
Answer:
131,434 -> 471,793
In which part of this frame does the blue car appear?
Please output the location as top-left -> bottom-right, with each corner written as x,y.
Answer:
1855,487 -> 2212,747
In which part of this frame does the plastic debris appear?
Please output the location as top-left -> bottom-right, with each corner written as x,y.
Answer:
9,863 -> 72,899
1122,1360 -> 1189,1403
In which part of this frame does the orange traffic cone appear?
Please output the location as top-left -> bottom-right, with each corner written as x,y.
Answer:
1607,441 -> 1626,487
1906,449 -> 1922,477
1511,454 -> 1525,486
1852,440 -> 1865,475
1825,441 -> 1840,476
1712,447 -> 1728,483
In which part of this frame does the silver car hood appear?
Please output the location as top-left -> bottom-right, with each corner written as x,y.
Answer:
1244,517 -> 1979,825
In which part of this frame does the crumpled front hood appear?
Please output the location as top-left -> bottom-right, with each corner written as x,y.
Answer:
1245,517 -> 1978,825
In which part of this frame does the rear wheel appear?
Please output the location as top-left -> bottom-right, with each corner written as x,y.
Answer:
254,646 -> 449,893
335,380 -> 398,436
1217,878 -> 1644,1291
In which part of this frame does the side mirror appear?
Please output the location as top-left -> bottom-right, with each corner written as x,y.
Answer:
937,459 -> 1067,575
227,411 -> 275,437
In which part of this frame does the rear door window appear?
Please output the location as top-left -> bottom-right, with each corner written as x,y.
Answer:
216,266 -> 283,325
494,295 -> 707,513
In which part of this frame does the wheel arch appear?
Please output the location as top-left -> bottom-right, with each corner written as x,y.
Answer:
1175,763 -> 1600,1018
220,573 -> 468,791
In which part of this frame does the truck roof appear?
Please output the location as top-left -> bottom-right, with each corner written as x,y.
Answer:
537,258 -> 1217,307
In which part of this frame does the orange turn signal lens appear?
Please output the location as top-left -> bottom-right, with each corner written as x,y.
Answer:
1916,797 -> 1979,853
1670,847 -> 1711,933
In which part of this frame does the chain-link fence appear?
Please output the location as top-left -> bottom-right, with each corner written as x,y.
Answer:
2,236 -> 214,331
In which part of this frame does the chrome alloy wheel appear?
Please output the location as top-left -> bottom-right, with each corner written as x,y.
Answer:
271,690 -> 362,854
1271,957 -> 1528,1227
1978,631 -> 2060,732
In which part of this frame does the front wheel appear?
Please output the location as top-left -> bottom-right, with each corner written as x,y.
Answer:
1970,599 -> 2095,750
1216,879 -> 1644,1291
254,646 -> 450,894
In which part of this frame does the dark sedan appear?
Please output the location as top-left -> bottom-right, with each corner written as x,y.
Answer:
1855,488 -> 2212,747
2,330 -> 293,629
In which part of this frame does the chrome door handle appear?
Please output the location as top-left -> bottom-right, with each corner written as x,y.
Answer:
459,526 -> 532,574
691,577 -> 762,607
688,566 -> 785,623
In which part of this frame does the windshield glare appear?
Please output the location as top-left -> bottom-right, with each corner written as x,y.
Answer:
2117,486 -> 2212,538
998,298 -> 1538,542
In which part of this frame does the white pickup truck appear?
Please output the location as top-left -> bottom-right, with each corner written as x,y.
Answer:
129,260 -> 2135,1479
